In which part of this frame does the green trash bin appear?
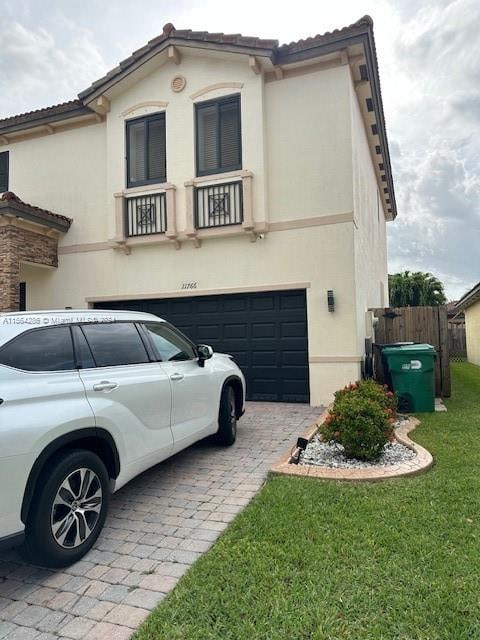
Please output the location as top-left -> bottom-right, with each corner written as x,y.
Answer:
381,343 -> 436,413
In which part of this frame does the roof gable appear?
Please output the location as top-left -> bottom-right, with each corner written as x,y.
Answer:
0,16 -> 396,219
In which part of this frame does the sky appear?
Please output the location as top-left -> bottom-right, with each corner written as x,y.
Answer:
0,0 -> 478,300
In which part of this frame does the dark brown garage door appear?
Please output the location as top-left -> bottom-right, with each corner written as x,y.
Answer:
94,289 -> 309,402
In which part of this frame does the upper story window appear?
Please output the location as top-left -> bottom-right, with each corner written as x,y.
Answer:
126,113 -> 166,188
195,94 -> 241,177
0,151 -> 9,193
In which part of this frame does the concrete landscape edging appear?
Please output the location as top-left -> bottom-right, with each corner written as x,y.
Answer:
271,412 -> 434,481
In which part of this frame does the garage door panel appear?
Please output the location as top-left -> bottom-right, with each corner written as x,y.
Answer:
281,321 -> 307,338
94,289 -> 309,403
282,351 -> 308,366
280,292 -> 307,309
223,323 -> 247,339
251,295 -> 276,311
197,299 -> 220,313
252,323 -> 276,339
222,297 -> 248,312
252,351 -> 277,366
196,324 -> 221,340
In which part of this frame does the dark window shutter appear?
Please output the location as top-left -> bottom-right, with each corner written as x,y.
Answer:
127,122 -> 146,184
147,117 -> 166,182
197,104 -> 218,174
126,113 -> 166,187
220,100 -> 240,169
196,95 -> 241,176
0,151 -> 9,192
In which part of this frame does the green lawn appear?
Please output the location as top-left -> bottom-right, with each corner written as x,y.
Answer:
135,363 -> 480,640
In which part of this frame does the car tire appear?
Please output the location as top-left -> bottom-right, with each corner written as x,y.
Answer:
22,449 -> 110,568
214,385 -> 237,446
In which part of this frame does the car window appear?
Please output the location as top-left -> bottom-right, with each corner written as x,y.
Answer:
0,326 -> 75,371
143,322 -> 196,362
81,323 -> 149,367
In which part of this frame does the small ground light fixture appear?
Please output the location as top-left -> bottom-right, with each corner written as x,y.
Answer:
291,437 -> 309,465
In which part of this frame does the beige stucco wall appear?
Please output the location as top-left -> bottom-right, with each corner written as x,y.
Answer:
5,49 -> 391,404
465,301 -> 480,366
265,65 -> 353,222
7,124 -> 107,246
349,71 -> 389,355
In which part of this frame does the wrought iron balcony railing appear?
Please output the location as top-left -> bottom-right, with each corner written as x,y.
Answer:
194,181 -> 243,229
125,192 -> 167,237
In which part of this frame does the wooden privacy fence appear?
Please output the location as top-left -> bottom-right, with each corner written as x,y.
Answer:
448,323 -> 467,361
371,305 -> 451,397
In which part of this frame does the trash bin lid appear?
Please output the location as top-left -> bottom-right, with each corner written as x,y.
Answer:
382,343 -> 436,356
379,342 -> 415,349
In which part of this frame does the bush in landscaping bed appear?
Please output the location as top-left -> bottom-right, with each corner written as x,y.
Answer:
320,380 -> 396,461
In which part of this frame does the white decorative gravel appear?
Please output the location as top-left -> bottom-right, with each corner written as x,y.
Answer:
299,426 -> 416,470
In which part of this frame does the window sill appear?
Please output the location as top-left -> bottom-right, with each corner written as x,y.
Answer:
114,182 -> 175,197
185,169 -> 252,187
190,221 -> 267,246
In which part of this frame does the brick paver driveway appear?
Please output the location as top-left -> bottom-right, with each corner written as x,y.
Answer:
0,402 -> 321,640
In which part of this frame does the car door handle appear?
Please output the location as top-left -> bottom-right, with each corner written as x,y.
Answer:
93,381 -> 118,392
170,373 -> 184,382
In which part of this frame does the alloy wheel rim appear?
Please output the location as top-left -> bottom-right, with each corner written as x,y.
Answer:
50,467 -> 102,549
230,394 -> 237,436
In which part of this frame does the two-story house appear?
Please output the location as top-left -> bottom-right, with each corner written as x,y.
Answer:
0,16 -> 396,405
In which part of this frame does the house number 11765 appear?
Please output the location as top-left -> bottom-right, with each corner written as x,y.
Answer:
181,282 -> 198,290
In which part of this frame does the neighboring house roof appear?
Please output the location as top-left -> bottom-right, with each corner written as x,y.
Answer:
0,100 -> 92,136
446,301 -> 465,321
0,16 -> 396,218
455,282 -> 480,311
0,192 -> 72,232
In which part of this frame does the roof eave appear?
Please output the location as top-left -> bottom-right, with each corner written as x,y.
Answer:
455,283 -> 480,311
79,37 -> 275,103
0,202 -> 72,232
0,104 -> 94,137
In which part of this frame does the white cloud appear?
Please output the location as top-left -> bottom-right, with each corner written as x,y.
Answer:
0,21 -> 105,117
385,0 -> 480,298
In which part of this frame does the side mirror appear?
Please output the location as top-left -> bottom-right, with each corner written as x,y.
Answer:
197,344 -> 213,367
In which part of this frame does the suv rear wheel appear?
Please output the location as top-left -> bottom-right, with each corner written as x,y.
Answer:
23,449 -> 109,568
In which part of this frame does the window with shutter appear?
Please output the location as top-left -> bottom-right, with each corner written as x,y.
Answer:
195,95 -> 241,176
126,113 -> 166,187
0,151 -> 9,193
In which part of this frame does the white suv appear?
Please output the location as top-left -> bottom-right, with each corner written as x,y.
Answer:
0,310 -> 245,567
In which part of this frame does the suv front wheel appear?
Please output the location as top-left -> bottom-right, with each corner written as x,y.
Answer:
214,385 -> 237,446
23,449 -> 109,568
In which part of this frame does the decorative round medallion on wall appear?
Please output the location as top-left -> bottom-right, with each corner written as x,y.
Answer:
171,75 -> 186,93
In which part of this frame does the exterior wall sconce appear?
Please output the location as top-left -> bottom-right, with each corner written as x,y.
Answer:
327,290 -> 335,312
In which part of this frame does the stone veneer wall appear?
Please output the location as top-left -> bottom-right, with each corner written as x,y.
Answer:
0,224 -> 58,312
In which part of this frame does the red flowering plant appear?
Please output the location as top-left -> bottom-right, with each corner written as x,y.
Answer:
320,380 -> 397,461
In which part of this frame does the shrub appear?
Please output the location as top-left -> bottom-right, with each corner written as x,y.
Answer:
334,379 -> 397,415
320,380 -> 396,461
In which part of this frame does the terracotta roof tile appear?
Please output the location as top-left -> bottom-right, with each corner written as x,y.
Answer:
0,192 -> 72,231
278,15 -> 373,52
0,100 -> 91,132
